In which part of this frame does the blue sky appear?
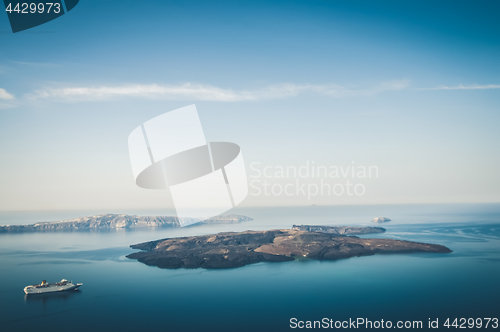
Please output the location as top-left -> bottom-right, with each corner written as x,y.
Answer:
0,0 -> 499,210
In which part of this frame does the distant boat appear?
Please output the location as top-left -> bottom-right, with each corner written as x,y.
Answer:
24,279 -> 82,295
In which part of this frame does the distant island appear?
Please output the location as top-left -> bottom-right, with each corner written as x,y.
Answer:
293,225 -> 386,235
0,214 -> 252,233
372,217 -> 391,223
127,225 -> 451,269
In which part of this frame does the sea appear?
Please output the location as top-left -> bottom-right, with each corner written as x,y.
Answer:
0,203 -> 499,331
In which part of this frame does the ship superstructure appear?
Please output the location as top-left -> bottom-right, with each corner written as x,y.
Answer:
24,279 -> 82,295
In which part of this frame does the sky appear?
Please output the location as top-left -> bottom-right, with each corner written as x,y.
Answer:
0,0 -> 499,211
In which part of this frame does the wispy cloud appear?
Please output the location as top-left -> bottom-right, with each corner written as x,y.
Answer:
421,84 -> 500,90
11,61 -> 60,67
27,80 -> 409,102
0,88 -> 15,100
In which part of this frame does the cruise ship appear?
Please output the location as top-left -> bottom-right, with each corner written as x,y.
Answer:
24,279 -> 82,295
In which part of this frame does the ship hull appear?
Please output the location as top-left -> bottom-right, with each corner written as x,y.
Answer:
24,283 -> 82,295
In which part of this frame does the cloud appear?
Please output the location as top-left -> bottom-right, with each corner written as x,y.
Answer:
422,84 -> 500,90
11,61 -> 60,67
0,88 -> 15,100
28,80 -> 409,102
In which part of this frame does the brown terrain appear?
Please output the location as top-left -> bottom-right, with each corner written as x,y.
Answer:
127,225 -> 452,269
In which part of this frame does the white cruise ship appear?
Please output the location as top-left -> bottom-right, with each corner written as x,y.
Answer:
24,279 -> 82,295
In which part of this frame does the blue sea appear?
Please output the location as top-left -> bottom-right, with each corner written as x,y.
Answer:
0,204 -> 499,331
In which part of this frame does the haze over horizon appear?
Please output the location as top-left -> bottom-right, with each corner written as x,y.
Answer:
1,0 -> 499,210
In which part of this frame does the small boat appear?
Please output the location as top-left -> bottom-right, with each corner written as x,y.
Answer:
24,279 -> 82,295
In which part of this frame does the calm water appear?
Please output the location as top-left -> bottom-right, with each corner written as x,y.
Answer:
0,204 -> 499,331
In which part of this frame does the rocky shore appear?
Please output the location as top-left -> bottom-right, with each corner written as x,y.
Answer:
127,225 -> 452,269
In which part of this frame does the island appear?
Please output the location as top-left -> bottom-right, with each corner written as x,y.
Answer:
292,225 -> 386,235
127,225 -> 451,269
0,214 -> 252,233
372,217 -> 391,223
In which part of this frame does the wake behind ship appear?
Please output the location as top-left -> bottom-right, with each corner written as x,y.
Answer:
24,279 -> 82,295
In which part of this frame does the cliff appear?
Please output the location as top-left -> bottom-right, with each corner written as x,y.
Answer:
0,214 -> 253,233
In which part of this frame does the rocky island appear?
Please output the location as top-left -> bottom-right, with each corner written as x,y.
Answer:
292,225 -> 386,235
372,217 -> 391,223
0,214 -> 252,233
127,225 -> 451,269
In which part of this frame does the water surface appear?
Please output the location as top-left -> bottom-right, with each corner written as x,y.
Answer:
0,204 -> 499,331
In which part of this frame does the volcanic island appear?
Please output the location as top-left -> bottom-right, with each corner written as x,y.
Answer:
127,225 -> 452,269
